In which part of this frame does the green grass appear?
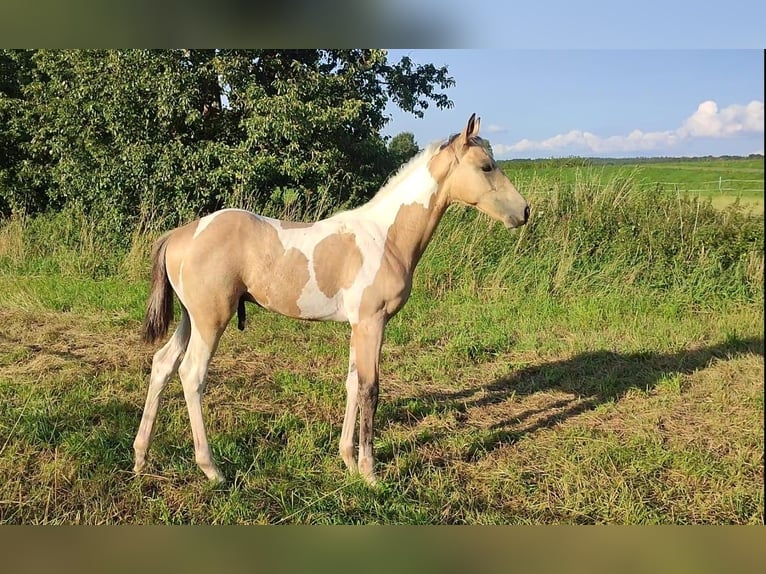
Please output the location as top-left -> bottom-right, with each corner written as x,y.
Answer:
0,162 -> 762,524
501,156 -> 764,213
0,290 -> 761,524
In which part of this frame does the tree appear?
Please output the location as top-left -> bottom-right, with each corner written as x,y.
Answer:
0,50 -> 35,216
388,131 -> 419,167
0,49 -> 455,236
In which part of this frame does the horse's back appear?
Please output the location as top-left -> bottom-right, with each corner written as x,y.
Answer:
162,208 -> 394,324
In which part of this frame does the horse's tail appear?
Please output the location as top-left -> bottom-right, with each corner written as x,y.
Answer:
142,231 -> 175,344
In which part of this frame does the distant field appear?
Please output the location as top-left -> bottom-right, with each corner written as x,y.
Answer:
501,157 -> 764,214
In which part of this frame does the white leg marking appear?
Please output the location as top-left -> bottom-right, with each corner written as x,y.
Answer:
339,340 -> 358,472
178,329 -> 224,482
134,311 -> 191,473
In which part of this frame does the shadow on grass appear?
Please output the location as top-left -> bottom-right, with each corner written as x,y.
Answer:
3,327 -> 762,483
378,335 -> 764,461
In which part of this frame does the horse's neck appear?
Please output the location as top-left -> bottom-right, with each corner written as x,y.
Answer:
351,160 -> 448,273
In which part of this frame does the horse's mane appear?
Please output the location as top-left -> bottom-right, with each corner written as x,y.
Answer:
355,141 -> 443,210
338,132 -> 488,217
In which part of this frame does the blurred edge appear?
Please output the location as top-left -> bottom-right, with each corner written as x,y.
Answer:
0,0 -> 464,48
0,526 -> 764,574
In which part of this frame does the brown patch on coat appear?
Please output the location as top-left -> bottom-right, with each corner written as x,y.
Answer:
241,221 -> 310,318
161,213 -> 311,348
313,233 -> 364,298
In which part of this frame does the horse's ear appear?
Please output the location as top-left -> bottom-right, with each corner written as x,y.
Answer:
460,113 -> 481,145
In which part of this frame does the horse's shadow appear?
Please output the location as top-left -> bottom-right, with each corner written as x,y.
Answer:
3,328 -> 762,478
378,336 -> 764,460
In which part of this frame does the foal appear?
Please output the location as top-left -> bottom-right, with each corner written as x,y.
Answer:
134,114 -> 529,484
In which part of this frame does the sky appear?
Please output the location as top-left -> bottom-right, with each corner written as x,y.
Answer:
381,50 -> 764,159
386,0 -> 766,49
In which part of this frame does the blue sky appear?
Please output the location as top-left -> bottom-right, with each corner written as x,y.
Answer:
381,50 -> 764,159
390,0 -> 766,49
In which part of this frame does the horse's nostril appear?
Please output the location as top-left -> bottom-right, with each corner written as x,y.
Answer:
523,205 -> 530,224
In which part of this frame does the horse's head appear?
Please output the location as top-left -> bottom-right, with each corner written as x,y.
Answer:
432,113 -> 529,229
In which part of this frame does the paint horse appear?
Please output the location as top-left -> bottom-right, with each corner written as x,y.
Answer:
134,114 -> 529,484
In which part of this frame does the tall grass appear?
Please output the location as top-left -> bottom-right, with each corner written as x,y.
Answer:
0,170 -> 762,307
0,209 -> 122,278
421,169 -> 763,305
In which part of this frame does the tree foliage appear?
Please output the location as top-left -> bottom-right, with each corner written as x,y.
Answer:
0,49 -> 454,236
388,131 -> 420,166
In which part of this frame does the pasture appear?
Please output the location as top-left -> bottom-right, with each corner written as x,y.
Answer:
0,159 -> 763,524
504,156 -> 764,213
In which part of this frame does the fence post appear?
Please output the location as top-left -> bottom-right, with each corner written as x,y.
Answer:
719,176 -> 722,193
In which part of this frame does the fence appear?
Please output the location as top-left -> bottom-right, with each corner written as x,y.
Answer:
647,179 -> 764,195
515,174 -> 764,196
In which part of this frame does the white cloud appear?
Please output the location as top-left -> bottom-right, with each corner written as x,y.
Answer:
494,100 -> 764,157
679,100 -> 764,137
485,124 -> 507,134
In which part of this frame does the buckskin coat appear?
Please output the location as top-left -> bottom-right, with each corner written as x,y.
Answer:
134,114 -> 529,484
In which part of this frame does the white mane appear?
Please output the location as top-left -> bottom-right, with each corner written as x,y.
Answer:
351,141 -> 443,213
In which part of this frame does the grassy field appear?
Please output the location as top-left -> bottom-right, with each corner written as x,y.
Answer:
0,162 -> 763,524
502,156 -> 764,213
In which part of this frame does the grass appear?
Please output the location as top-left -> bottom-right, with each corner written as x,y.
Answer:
501,156 -> 764,214
0,160 -> 763,524
0,291 -> 761,524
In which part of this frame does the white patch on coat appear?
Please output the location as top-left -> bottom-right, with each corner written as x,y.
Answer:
333,146 -> 440,323
173,260 -> 186,304
181,145 -> 442,324
267,146 -> 441,323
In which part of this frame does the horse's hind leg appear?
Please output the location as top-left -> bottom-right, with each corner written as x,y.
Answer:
133,308 -> 191,474
178,321 -> 227,482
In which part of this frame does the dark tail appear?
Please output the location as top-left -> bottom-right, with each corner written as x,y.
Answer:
142,232 -> 174,344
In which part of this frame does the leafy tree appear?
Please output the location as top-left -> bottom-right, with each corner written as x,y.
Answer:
388,131 -> 419,167
0,49 -> 454,237
0,50 -> 35,216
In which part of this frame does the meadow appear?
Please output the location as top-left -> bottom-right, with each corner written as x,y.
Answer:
504,156 -> 764,213
0,158 -> 763,524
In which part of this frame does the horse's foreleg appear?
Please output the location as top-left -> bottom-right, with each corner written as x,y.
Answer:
353,314 -> 386,485
339,340 -> 358,472
134,309 -> 191,474
178,327 -> 225,482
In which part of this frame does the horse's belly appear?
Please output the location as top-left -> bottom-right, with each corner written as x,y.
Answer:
296,282 -> 348,321
253,281 -> 347,322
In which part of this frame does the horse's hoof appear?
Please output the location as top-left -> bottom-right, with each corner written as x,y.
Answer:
358,457 -> 378,486
200,464 -> 225,484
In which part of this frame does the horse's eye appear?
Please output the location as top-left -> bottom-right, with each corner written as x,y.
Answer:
481,163 -> 493,172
